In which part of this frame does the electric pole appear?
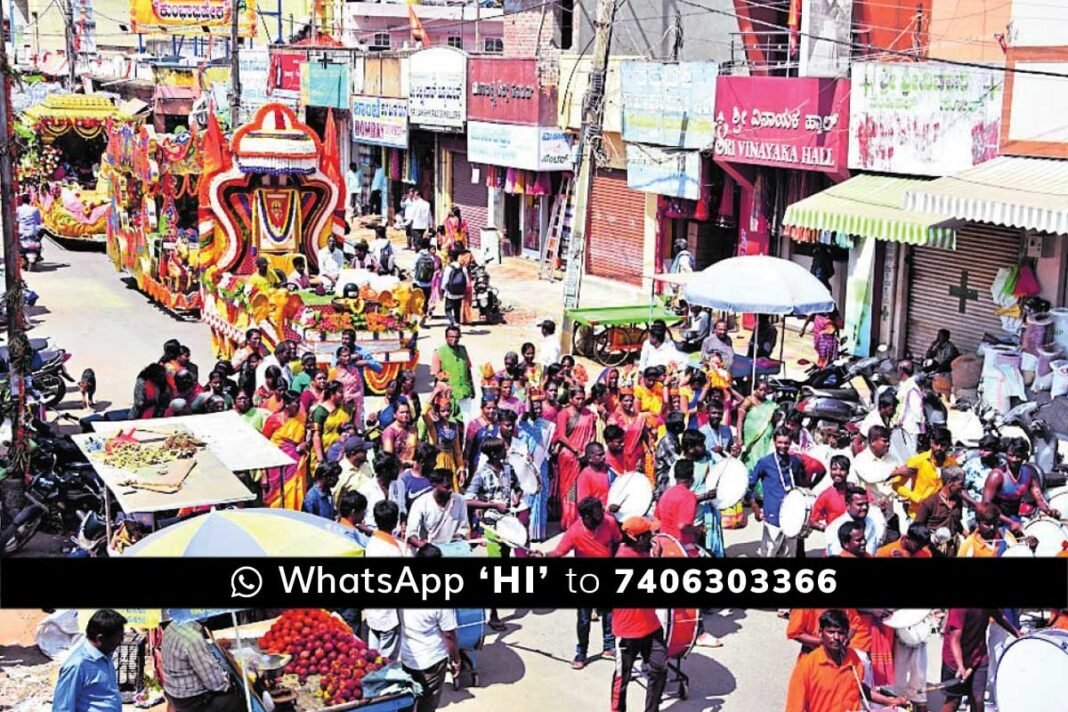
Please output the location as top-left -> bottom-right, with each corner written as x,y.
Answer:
230,0 -> 241,127
63,0 -> 76,90
0,0 -> 31,516
475,2 -> 480,52
560,0 -> 617,345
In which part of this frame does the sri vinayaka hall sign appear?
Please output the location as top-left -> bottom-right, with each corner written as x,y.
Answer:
713,76 -> 850,173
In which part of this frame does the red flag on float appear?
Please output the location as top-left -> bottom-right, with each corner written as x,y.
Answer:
408,0 -> 430,46
321,108 -> 347,241
198,102 -> 232,253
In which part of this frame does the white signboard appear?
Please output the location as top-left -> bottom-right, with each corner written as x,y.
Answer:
352,95 -> 409,148
408,47 -> 467,130
848,62 -> 1003,175
238,49 -> 270,124
800,0 -> 853,78
467,121 -> 573,171
625,145 -> 701,200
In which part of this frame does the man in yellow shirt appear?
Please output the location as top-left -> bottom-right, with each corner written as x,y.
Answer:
248,256 -> 281,293
894,427 -> 956,517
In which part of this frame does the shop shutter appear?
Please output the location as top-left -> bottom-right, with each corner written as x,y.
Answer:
587,168 -> 645,285
451,153 -> 488,249
905,224 -> 1022,357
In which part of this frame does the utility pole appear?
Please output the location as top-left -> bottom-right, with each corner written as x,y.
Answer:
474,2 -> 480,52
230,0 -> 241,127
63,0 -> 75,90
0,0 -> 31,517
560,0 -> 617,346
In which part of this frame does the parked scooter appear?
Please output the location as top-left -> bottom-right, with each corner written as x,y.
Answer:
0,338 -> 76,409
19,232 -> 43,271
791,350 -> 895,426
469,263 -> 503,324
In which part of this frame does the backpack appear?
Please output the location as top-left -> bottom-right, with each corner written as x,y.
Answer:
414,252 -> 435,284
446,265 -> 467,297
378,241 -> 395,274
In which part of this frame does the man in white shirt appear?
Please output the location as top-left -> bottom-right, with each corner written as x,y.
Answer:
370,161 -> 386,216
537,319 -> 561,367
358,452 -> 406,527
639,320 -> 684,372
851,424 -> 910,535
406,470 -> 471,549
399,587 -> 461,712
255,340 -> 294,390
405,190 -> 432,250
345,162 -> 362,218
892,360 -> 925,456
825,485 -> 884,556
317,235 -> 347,289
858,391 -> 898,448
364,500 -> 406,661
679,305 -> 710,352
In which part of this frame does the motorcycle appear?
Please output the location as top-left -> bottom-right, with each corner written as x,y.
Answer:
19,232 -> 43,272
791,352 -> 895,425
0,338 -> 77,409
469,263 -> 503,324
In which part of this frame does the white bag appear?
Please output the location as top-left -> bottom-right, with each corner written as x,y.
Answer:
35,609 -> 84,660
1051,360 -> 1068,399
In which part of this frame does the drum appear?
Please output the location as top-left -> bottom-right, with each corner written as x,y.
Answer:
656,608 -> 700,660
607,472 -> 654,522
487,514 -> 529,549
509,452 -> 539,496
1001,543 -> 1035,558
1047,489 -> 1068,518
993,629 -> 1068,712
779,488 -> 817,539
437,541 -> 475,558
1021,517 -> 1068,557
884,609 -> 937,648
651,532 -> 688,558
708,458 -> 749,510
455,608 -> 486,651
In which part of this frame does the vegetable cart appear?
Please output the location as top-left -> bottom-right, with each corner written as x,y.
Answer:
565,305 -> 684,367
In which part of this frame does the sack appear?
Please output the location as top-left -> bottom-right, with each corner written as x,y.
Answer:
36,610 -> 84,660
379,242 -> 395,274
446,265 -> 467,297
414,253 -> 435,284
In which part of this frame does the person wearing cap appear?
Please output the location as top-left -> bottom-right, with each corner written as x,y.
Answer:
335,436 -> 375,509
914,466 -> 966,556
537,319 -> 561,367
611,516 -> 667,712
248,256 -> 281,293
317,234 -> 346,289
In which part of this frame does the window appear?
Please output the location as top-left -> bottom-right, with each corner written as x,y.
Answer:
447,36 -> 464,49
560,0 -> 574,51
370,32 -> 390,51
483,37 -> 503,54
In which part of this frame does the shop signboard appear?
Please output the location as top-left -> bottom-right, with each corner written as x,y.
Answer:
620,61 -> 718,149
625,145 -> 701,200
238,49 -> 269,124
468,57 -> 555,126
849,61 -> 1002,175
351,96 -> 409,149
467,121 -> 572,171
409,47 -> 467,130
268,49 -> 304,100
713,76 -> 850,173
130,0 -> 256,36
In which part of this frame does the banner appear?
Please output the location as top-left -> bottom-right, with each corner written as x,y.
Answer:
130,0 -> 257,36
408,47 -> 467,130
849,62 -> 1002,175
799,0 -> 852,78
466,121 -> 572,171
352,96 -> 409,148
268,50 -> 304,100
301,62 -> 351,109
625,145 -> 701,200
620,61 -> 718,149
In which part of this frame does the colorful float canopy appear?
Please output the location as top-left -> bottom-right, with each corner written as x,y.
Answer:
233,104 -> 321,175
22,94 -> 121,140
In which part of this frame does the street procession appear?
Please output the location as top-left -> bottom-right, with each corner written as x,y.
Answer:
3,0 -> 1068,711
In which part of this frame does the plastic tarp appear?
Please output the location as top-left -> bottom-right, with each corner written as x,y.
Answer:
564,305 -> 684,327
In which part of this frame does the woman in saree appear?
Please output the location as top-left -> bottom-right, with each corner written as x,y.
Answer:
736,378 -> 778,527
607,389 -> 650,478
551,386 -> 598,529
308,381 -> 349,475
598,367 -> 622,415
464,395 -> 498,475
418,392 -> 467,490
253,365 -> 287,414
265,391 -> 308,510
540,381 -> 562,424
330,346 -> 364,422
300,369 -> 329,413
518,388 -> 554,542
381,400 -> 419,469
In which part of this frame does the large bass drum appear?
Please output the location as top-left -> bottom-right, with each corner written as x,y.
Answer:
779,488 -> 816,539
438,539 -> 485,651
883,609 -> 937,648
994,629 -> 1068,712
651,533 -> 700,660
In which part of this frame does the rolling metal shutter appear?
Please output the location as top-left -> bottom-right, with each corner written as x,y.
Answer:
587,168 -> 645,285
451,153 -> 488,249
905,224 -> 1022,357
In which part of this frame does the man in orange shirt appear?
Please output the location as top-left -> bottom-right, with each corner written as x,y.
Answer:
786,609 -> 907,712
834,521 -> 871,558
958,503 -> 1021,558
786,608 -> 863,657
877,523 -> 933,558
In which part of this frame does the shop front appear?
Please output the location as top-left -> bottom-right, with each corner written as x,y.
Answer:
466,57 -> 570,258
352,95 -> 409,221
408,47 -> 468,230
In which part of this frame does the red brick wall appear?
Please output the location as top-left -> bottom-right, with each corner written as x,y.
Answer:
503,0 -> 561,67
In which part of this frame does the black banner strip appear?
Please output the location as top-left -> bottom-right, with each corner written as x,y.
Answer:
3,558 -> 1065,609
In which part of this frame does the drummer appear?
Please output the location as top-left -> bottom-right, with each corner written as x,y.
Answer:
680,429 -> 726,558
957,503 -> 1021,558
655,460 -> 713,552
543,497 -> 621,669
808,455 -> 851,533
961,435 -> 1002,531
699,398 -> 737,461
914,467 -> 966,557
980,437 -> 1061,532
748,428 -> 808,558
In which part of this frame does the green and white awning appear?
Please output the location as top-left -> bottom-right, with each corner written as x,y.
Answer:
783,174 -> 957,249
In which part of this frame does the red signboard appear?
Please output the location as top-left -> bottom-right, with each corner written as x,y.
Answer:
268,50 -> 304,96
713,76 -> 850,173
467,57 -> 556,126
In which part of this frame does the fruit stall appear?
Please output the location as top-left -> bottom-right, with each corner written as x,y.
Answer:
202,270 -> 420,395
215,609 -> 417,712
19,94 -> 127,245
104,120 -> 204,313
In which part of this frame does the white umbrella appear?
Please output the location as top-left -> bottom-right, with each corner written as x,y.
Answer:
682,255 -> 834,315
683,256 -> 834,388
